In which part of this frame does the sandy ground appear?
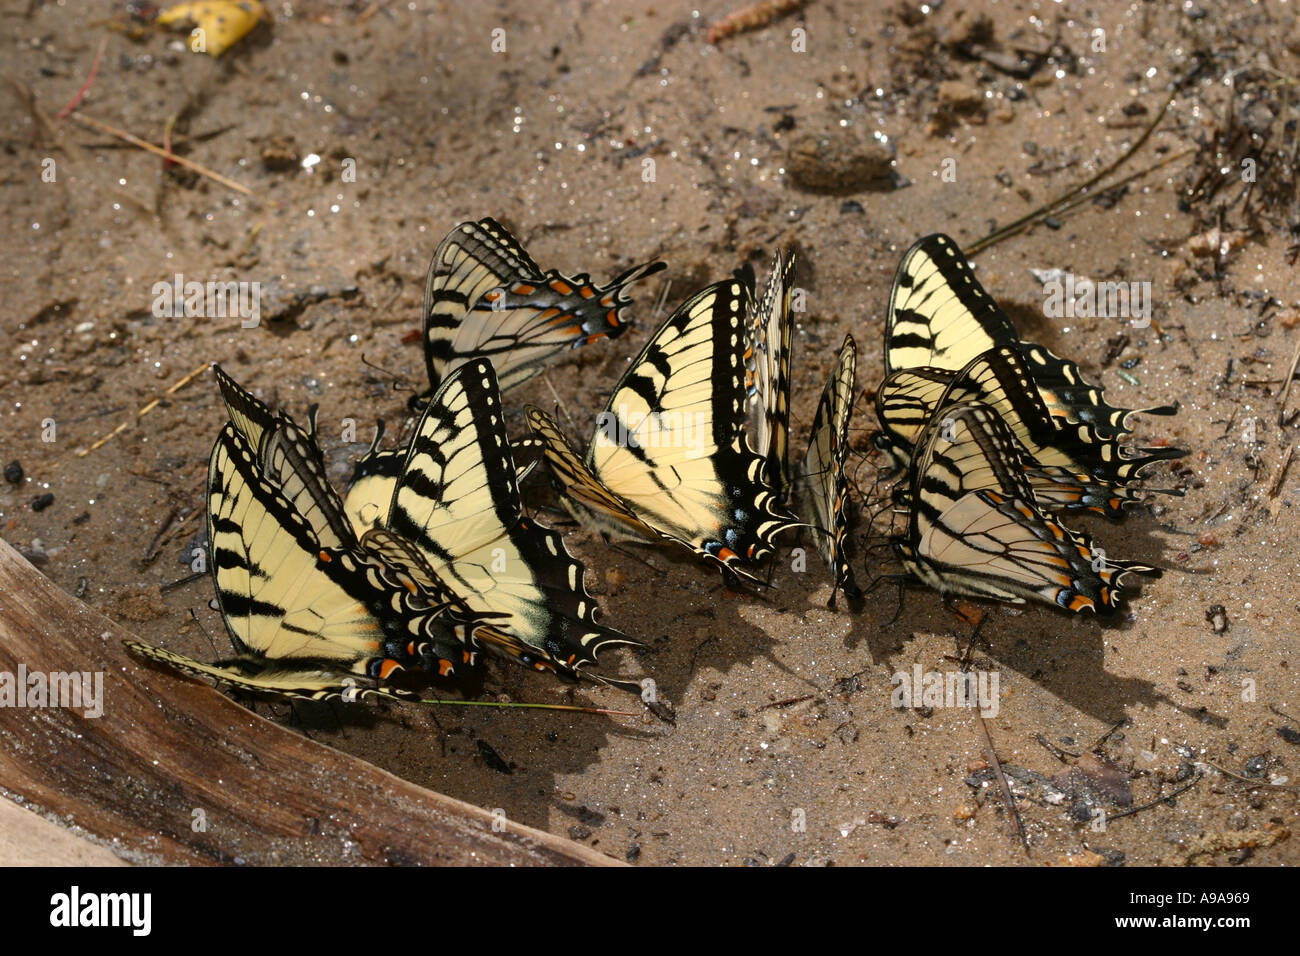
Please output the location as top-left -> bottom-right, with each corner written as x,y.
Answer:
1,0 -> 1297,866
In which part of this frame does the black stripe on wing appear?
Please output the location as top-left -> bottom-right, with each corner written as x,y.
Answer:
421,217 -> 666,395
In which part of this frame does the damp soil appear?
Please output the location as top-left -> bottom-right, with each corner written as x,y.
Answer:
1,0 -> 1298,866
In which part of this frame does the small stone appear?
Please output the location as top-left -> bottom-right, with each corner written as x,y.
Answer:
954,803 -> 977,821
31,492 -> 54,512
3,460 -> 22,484
567,825 -> 592,841
937,80 -> 983,111
967,758 -> 988,773
604,566 -> 627,596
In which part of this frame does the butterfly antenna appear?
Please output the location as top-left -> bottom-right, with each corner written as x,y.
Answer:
359,352 -> 416,395
542,372 -> 579,430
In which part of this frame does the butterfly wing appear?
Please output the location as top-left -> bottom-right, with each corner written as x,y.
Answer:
898,402 -> 1157,613
563,276 -> 799,584
387,359 -> 634,675
799,334 -> 861,606
747,249 -> 797,499
213,363 -> 356,548
885,233 -> 1016,376
886,233 -> 1179,443
421,217 -> 665,395
129,423 -> 461,701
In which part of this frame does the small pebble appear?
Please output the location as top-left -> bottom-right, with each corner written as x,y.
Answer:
31,492 -> 54,512
967,759 -> 988,773
3,460 -> 22,484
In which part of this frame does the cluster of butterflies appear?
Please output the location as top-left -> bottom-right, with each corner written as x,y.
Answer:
125,221 -> 1183,705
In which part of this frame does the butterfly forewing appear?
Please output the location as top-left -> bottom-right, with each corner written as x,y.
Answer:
421,217 -> 665,395
799,334 -> 861,605
385,360 -> 634,674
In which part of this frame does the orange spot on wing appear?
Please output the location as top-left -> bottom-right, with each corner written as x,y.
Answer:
1067,595 -> 1092,612
512,284 -> 535,295
437,659 -> 454,677
578,285 -> 595,298
318,551 -> 331,562
378,659 -> 402,679
550,280 -> 573,295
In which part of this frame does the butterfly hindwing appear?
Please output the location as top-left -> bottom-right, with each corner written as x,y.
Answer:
799,334 -> 861,606
128,416 -> 466,702
747,248 -> 797,500
895,402 -> 1158,613
529,277 -> 800,585
421,217 -> 665,396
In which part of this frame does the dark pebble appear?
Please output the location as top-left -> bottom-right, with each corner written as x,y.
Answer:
1120,356 -> 1141,370
1006,86 -> 1026,101
1243,755 -> 1268,777
73,512 -> 90,525
1044,217 -> 1061,229
1278,726 -> 1300,746
567,825 -> 592,841
3,461 -> 21,484
1175,761 -> 1196,782
626,843 -> 641,863
31,493 -> 54,512
840,200 -> 865,215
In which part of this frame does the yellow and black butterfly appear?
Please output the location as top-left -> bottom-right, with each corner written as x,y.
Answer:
344,358 -> 635,680
525,276 -> 801,587
885,233 -> 1180,446
797,334 -> 861,606
745,248 -> 797,501
419,217 -> 665,400
125,369 -> 473,702
892,401 -> 1158,613
876,346 -> 1176,517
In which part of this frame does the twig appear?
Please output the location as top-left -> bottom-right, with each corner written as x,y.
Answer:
55,34 -> 108,120
1268,443 -> 1295,498
976,710 -> 1027,851
142,507 -> 179,564
967,88 -> 1178,255
161,570 -> 206,594
756,694 -> 814,712
1034,733 -> 1079,762
65,113 -> 253,196
958,640 -> 1028,851
1205,760 -> 1300,792
1106,773 -> 1203,822
78,361 -> 210,457
707,0 -> 806,45
1277,335 -> 1300,426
